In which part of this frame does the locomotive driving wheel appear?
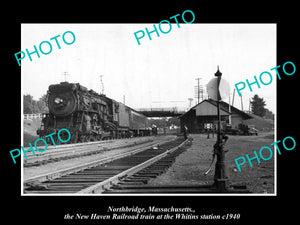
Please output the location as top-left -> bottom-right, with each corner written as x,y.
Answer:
79,135 -> 87,143
78,134 -> 96,142
70,131 -> 79,143
89,134 -> 97,142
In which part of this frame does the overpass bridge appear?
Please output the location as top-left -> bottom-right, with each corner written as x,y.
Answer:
23,109 -> 186,119
136,107 -> 186,117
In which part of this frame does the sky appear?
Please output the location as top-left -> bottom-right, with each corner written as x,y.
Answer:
21,23 -> 276,113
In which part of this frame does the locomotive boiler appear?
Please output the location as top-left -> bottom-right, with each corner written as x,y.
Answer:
37,82 -> 150,143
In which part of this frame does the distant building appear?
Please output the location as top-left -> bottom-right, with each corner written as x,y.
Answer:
179,99 -> 252,133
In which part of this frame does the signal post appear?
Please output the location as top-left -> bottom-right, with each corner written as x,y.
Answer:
213,67 -> 228,192
203,67 -> 249,193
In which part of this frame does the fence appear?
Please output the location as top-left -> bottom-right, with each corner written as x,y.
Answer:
24,113 -> 46,120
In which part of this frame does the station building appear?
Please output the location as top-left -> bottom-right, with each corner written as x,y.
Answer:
180,99 -> 252,133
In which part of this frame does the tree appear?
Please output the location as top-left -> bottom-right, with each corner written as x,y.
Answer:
23,94 -> 49,114
37,94 -> 49,113
264,108 -> 274,120
250,94 -> 266,117
23,94 -> 35,114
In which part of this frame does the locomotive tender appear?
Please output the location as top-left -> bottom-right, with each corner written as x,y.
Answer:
37,82 -> 150,143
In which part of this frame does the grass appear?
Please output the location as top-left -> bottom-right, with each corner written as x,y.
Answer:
23,118 -> 42,146
244,114 -> 274,131
148,132 -> 275,194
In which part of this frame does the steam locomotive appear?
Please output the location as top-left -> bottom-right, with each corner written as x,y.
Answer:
37,82 -> 150,143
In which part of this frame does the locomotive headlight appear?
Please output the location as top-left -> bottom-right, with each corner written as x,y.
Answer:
54,97 -> 64,105
48,90 -> 76,116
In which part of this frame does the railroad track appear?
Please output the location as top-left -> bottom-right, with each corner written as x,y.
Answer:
103,141 -> 192,194
24,136 -> 156,167
24,136 -> 190,194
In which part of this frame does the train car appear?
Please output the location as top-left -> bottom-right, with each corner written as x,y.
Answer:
129,109 -> 150,136
37,82 -> 150,143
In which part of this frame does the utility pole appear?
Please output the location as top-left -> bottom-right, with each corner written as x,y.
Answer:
249,98 -> 251,113
200,85 -> 204,101
99,75 -> 104,94
228,91 -> 232,125
195,78 -> 202,104
188,98 -> 193,109
240,93 -> 244,111
232,89 -> 236,107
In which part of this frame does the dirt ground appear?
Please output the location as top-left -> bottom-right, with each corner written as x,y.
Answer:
148,132 -> 275,194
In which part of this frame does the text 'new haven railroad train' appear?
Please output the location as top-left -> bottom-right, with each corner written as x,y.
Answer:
37,82 -> 151,143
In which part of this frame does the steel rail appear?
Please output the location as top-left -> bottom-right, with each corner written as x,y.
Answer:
23,137 -> 177,186
25,136 -> 153,157
77,139 -> 189,194
24,137 -> 155,165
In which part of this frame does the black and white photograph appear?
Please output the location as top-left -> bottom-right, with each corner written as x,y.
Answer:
21,23 -> 276,195
4,5 -> 298,225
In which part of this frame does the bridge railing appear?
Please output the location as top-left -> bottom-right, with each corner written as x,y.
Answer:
24,113 -> 46,120
136,107 -> 186,113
